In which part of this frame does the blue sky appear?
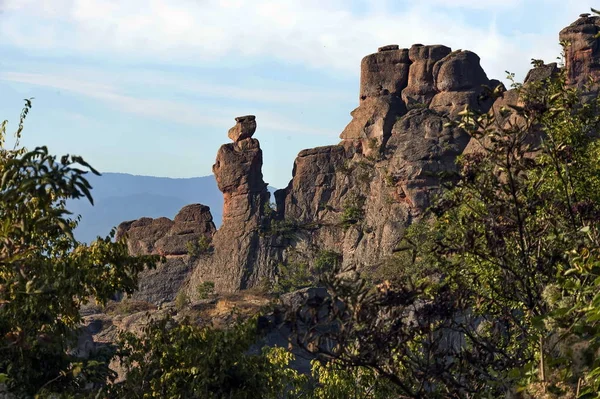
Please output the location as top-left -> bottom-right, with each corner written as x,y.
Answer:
0,0 -> 593,188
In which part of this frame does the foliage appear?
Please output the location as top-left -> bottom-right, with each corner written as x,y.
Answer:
264,218 -> 301,239
107,316 -> 306,398
263,201 -> 277,218
314,250 -> 342,275
175,289 -> 189,311
309,360 -> 400,399
291,50 -> 600,397
0,100 -> 161,396
338,160 -> 354,175
384,171 -> 396,187
186,235 -> 213,258
274,251 -> 342,295
273,262 -> 312,294
197,281 -> 216,299
366,221 -> 439,287
340,195 -> 365,229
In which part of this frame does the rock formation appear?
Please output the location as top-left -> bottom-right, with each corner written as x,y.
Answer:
188,119 -> 278,292
115,204 -> 215,304
115,15 -> 599,302
227,115 -> 257,142
560,14 -> 600,90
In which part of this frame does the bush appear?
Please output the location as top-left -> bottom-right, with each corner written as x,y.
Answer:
273,251 -> 342,294
186,235 -> 213,258
108,317 -> 305,398
197,281 -> 215,299
314,250 -> 342,275
175,290 -> 189,311
340,195 -> 365,229
273,262 -> 312,294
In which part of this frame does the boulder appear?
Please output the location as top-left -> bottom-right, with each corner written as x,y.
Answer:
227,115 -> 257,142
360,46 -> 411,101
115,205 -> 216,304
433,50 -> 489,92
402,44 -> 451,108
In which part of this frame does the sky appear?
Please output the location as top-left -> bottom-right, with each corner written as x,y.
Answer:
0,0 -> 594,189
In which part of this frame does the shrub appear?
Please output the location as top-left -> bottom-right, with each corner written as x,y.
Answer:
197,281 -> 215,299
175,290 -> 189,311
340,195 -> 365,228
0,100 -> 160,396
314,250 -> 342,275
186,235 -> 213,258
273,262 -> 312,294
273,251 -> 342,294
108,317 -> 305,398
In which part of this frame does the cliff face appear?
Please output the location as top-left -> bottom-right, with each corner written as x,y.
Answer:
560,14 -> 600,90
271,44 -> 494,273
115,204 -> 216,303
117,15 -> 600,303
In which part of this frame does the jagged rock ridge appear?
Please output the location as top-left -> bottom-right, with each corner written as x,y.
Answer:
116,15 -> 600,303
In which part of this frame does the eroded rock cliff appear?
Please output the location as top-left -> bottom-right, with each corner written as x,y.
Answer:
115,14 -> 600,303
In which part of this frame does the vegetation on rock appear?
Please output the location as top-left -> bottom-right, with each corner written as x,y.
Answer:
292,52 -> 600,397
5,10 -> 600,398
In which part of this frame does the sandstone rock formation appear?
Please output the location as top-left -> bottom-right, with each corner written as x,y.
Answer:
188,120 -> 278,292
227,115 -> 257,142
116,15 -> 598,302
560,14 -> 600,90
430,50 -> 492,117
359,45 -> 411,101
402,44 -> 452,108
116,204 -> 216,304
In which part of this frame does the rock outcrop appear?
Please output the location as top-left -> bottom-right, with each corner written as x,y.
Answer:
430,50 -> 492,117
116,204 -> 216,304
402,44 -> 452,108
117,204 -> 216,257
560,14 -> 600,90
359,45 -> 411,101
115,15 -> 598,301
185,117 -> 281,294
228,115 -> 257,143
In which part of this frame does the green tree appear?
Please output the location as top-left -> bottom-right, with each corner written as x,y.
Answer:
308,360 -> 400,399
108,316 -> 305,398
273,251 -> 341,294
0,101 -> 160,396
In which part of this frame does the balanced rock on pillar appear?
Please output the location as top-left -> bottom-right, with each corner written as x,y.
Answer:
228,115 -> 257,142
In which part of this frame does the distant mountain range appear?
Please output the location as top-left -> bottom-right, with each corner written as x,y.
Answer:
67,172 -> 277,243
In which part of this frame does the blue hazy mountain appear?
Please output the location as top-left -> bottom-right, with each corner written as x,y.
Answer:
68,172 -> 277,243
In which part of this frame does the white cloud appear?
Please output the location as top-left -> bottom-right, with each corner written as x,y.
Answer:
0,0 -> 590,82
422,0 -> 521,9
0,71 -> 334,135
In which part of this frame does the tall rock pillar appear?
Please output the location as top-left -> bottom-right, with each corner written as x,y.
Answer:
188,116 -> 274,293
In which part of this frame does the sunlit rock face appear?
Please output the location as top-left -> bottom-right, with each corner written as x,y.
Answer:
119,15 -> 599,299
560,14 -> 600,91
